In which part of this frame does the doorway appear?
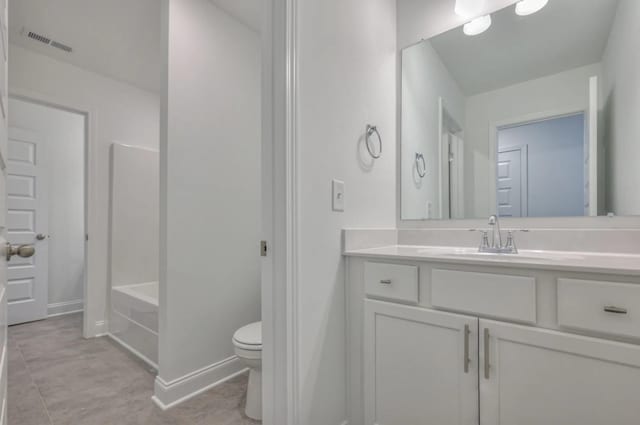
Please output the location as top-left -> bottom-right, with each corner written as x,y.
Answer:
7,97 -> 86,325
496,112 -> 586,217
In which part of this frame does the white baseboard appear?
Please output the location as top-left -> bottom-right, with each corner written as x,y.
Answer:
47,299 -> 84,317
152,355 -> 247,410
107,333 -> 158,371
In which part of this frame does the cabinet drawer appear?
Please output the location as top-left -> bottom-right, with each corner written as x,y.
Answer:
431,269 -> 536,323
364,262 -> 418,303
558,278 -> 640,339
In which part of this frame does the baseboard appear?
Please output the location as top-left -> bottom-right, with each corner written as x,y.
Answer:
107,333 -> 158,371
47,299 -> 84,317
152,355 -> 247,410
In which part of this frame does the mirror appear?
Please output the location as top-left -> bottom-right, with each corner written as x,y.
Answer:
400,0 -> 637,220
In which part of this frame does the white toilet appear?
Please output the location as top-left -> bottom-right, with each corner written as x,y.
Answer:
233,321 -> 262,421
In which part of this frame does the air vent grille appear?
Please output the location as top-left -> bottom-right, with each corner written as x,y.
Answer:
50,41 -> 73,53
27,31 -> 50,45
23,28 -> 73,53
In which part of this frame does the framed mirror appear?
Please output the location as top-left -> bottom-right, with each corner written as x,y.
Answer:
400,0 -> 634,221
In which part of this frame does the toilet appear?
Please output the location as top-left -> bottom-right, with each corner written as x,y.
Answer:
233,321 -> 262,420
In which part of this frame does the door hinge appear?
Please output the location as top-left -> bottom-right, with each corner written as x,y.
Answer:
260,240 -> 268,257
85,234 -> 89,241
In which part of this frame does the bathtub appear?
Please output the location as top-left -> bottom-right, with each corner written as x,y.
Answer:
110,282 -> 158,368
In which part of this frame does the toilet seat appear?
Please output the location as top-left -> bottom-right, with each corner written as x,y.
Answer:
233,321 -> 262,351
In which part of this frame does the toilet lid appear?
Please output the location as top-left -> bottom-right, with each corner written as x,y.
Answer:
233,321 -> 262,347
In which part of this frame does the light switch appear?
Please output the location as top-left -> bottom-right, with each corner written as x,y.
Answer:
332,179 -> 345,212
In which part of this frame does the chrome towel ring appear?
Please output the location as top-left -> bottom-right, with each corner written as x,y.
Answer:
415,152 -> 426,178
366,125 -> 382,159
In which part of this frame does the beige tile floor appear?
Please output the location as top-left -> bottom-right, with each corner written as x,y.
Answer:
8,313 -> 260,425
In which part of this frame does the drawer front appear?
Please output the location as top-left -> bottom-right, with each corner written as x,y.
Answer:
364,262 -> 418,303
558,278 -> 640,339
431,269 -> 536,323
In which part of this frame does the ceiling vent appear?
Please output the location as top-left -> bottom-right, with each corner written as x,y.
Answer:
21,27 -> 73,53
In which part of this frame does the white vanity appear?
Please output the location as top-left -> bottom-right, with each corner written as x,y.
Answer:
362,0 -> 640,422
345,240 -> 640,425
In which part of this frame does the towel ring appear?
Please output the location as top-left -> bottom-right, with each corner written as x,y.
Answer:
415,153 -> 426,178
365,125 -> 382,159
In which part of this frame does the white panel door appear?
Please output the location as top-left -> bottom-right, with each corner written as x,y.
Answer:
480,319 -> 640,425
497,146 -> 527,217
364,300 -> 478,425
7,127 -> 48,325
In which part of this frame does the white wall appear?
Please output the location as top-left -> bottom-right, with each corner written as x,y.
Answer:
8,97 -> 85,315
464,63 -> 601,218
296,0 -> 396,423
110,144 -> 158,287
401,40 -> 465,220
9,44 -> 160,335
602,0 -> 640,216
158,0 -> 261,400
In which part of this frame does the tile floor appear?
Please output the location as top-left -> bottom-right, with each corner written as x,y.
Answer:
8,313 -> 260,425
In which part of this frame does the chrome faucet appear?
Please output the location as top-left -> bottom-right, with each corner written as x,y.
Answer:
477,215 -> 518,254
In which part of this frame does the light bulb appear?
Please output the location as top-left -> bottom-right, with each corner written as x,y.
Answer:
463,14 -> 492,36
515,0 -> 549,16
455,0 -> 486,18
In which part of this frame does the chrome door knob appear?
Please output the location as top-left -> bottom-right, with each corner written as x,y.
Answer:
36,233 -> 47,241
5,243 -> 36,261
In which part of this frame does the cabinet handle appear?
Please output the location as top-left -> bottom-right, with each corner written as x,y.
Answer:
483,328 -> 490,380
379,279 -> 392,285
463,324 -> 470,373
604,305 -> 627,314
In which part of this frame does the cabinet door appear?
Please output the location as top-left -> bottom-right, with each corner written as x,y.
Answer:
480,319 -> 640,425
364,300 -> 478,425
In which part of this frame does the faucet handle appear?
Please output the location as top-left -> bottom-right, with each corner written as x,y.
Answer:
479,230 -> 490,251
504,231 -> 518,253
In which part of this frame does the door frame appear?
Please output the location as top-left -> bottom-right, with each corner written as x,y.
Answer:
8,89 -> 96,338
488,107 -> 585,216
262,0 -> 299,424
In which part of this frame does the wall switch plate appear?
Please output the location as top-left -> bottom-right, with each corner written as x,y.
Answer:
332,179 -> 345,212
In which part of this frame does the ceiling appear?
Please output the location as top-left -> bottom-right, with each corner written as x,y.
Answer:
9,0 -> 162,93
428,0 -> 620,95
210,0 -> 262,32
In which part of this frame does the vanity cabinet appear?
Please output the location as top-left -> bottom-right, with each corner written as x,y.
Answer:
349,258 -> 640,425
364,300 -> 478,425
480,320 -> 640,425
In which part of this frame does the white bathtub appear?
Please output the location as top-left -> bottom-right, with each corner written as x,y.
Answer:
110,282 -> 158,368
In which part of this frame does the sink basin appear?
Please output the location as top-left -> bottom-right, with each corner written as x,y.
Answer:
417,247 -> 585,262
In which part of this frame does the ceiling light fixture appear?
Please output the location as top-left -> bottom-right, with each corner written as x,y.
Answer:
515,0 -> 549,16
463,14 -> 492,36
454,0 -> 486,18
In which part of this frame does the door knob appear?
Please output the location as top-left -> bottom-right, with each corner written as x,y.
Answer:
36,233 -> 48,241
5,243 -> 35,261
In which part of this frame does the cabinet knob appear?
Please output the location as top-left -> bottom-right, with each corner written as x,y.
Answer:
380,279 -> 392,285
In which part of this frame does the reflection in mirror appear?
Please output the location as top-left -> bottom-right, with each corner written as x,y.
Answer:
400,0 -> 637,220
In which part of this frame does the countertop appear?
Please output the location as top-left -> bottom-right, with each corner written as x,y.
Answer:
343,245 -> 640,276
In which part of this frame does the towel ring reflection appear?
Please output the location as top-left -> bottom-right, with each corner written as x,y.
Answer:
365,125 -> 382,159
416,153 -> 426,178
